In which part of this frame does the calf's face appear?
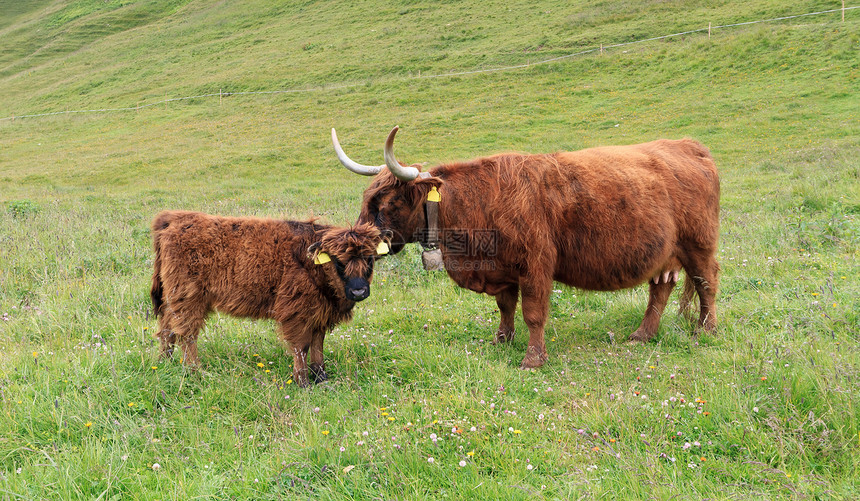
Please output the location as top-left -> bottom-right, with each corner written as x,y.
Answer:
309,224 -> 389,301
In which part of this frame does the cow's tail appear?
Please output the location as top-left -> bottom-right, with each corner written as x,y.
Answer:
150,211 -> 173,318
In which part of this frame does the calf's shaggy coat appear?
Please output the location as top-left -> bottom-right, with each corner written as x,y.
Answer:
150,210 -> 384,386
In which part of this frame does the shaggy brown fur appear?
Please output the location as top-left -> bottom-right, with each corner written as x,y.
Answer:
150,210 -> 384,387
354,135 -> 720,369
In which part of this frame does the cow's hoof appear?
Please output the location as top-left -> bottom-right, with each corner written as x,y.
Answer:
310,364 -> 328,383
519,346 -> 548,369
491,328 -> 515,345
627,328 -> 653,344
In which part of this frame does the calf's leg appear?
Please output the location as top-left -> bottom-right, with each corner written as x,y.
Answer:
281,322 -> 313,388
156,315 -> 176,358
492,284 -> 519,344
308,330 -> 328,383
166,301 -> 208,366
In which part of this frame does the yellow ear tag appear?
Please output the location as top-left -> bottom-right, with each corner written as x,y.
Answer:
427,186 -> 441,203
376,241 -> 390,255
314,252 -> 331,265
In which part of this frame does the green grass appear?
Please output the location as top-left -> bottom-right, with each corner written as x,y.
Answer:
1,0 -> 859,499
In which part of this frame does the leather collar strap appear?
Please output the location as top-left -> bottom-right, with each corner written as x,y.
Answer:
418,172 -> 444,271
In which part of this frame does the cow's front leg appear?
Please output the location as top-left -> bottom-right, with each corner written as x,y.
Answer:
519,276 -> 551,369
492,284 -> 519,344
308,330 -> 327,383
281,323 -> 312,388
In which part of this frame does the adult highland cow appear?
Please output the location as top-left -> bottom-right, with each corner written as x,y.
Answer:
332,127 -> 720,369
150,210 -> 389,386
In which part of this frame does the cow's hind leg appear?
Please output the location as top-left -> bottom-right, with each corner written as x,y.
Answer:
519,275 -> 552,369
684,252 -> 720,333
308,330 -> 328,383
492,284 -> 519,344
629,278 -> 676,343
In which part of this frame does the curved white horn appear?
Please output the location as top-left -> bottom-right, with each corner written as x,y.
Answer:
332,128 -> 384,176
384,126 -> 420,181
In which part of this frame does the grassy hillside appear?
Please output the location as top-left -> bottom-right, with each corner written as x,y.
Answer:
1,0 -> 858,499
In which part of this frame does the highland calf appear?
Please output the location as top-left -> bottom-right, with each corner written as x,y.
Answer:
333,127 -> 720,370
150,210 -> 388,387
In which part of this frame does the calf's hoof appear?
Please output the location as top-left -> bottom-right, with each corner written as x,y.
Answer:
293,370 -> 311,388
492,328 -> 515,345
519,345 -> 548,369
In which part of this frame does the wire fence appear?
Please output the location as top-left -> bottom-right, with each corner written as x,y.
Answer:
1,5 -> 856,123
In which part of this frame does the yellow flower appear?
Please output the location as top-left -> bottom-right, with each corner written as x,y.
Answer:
286,379 -> 293,385
151,366 -> 158,370
381,412 -> 389,416
513,430 -> 522,434
387,417 -> 395,421
379,407 -> 387,411
85,422 -> 92,428
322,430 -> 330,436
257,363 -> 264,368
128,403 -> 136,407
33,352 -> 38,358
467,451 -> 475,457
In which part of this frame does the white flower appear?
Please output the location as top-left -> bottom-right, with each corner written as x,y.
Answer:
427,457 -> 435,463
527,464 -> 534,470
151,463 -> 161,471
459,460 -> 466,467
753,407 -> 759,413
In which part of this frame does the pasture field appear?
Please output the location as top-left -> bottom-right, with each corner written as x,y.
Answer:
1,0 -> 858,499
